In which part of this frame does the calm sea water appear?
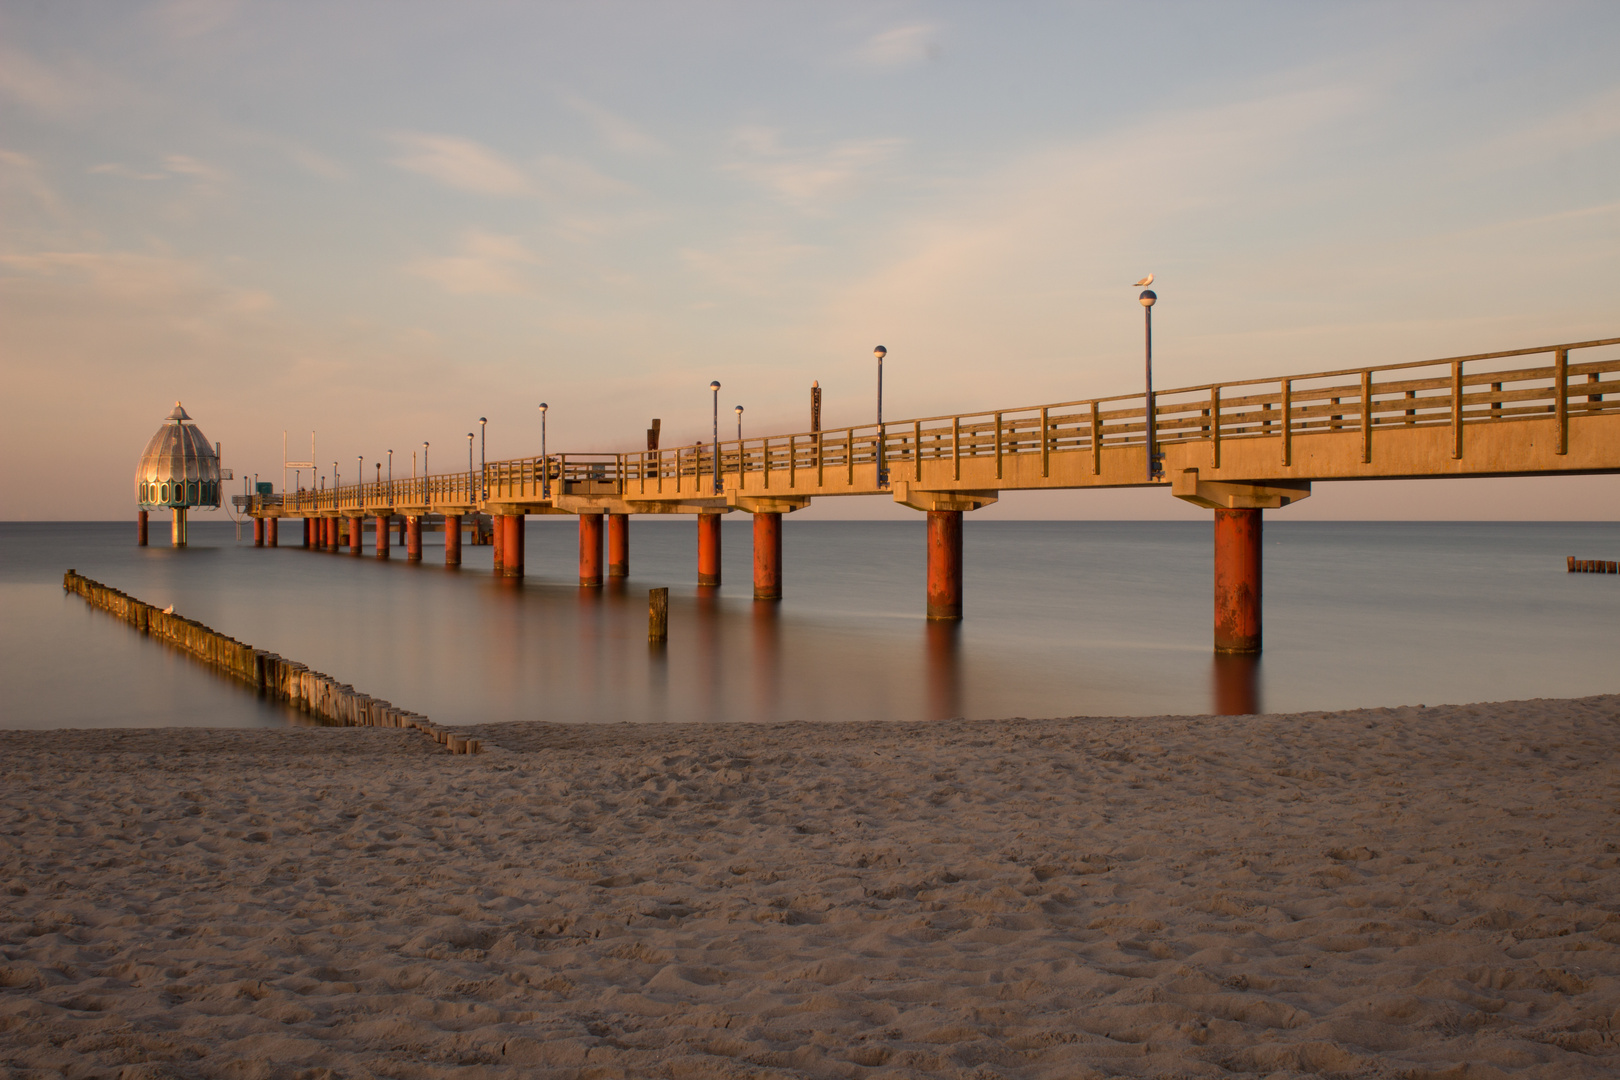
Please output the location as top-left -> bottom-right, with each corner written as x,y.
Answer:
1,519 -> 1615,730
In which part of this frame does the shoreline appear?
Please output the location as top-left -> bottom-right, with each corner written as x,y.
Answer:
3,695 -> 1617,1076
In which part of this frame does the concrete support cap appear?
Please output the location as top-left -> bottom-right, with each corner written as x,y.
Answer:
727,494 -> 812,514
1172,469 -> 1311,510
891,480 -> 999,512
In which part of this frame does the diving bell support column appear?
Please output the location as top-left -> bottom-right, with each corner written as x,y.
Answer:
139,511 -> 150,547
1171,470 -> 1312,655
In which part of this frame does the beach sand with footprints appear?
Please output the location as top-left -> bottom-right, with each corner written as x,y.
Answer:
2,696 -> 1618,1077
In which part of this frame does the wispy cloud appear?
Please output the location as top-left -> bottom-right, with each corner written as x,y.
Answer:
849,23 -> 942,68
567,95 -> 665,155
681,231 -> 820,296
405,230 -> 541,296
725,127 -> 904,209
0,150 -> 67,219
90,154 -> 230,194
388,132 -> 533,196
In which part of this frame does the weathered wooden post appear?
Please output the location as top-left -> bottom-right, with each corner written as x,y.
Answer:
649,587 -> 669,642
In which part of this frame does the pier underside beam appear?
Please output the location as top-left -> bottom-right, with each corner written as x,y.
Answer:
697,513 -> 722,587
607,513 -> 629,577
580,512 -> 604,586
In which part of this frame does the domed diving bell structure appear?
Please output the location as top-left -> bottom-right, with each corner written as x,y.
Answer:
135,402 -> 226,547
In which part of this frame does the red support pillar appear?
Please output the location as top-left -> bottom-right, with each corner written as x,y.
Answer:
251,515 -> 262,547
302,518 -> 311,548
138,510 -> 150,547
492,513 -> 505,573
326,517 -> 338,551
607,513 -> 629,577
406,515 -> 422,561
579,513 -> 604,586
753,511 -> 782,600
1214,508 -> 1262,653
375,515 -> 391,559
267,517 -> 278,547
697,513 -> 722,586
348,515 -> 363,555
503,513 -> 525,578
444,514 -> 462,566
926,510 -> 963,620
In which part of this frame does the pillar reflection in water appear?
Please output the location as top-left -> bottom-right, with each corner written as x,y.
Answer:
694,585 -> 721,720
750,600 -> 782,721
925,619 -> 963,721
1211,652 -> 1261,715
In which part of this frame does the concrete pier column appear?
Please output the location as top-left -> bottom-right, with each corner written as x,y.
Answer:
251,515 -> 262,547
926,510 -> 963,620
697,513 -> 722,586
503,514 -> 525,578
348,515 -> 363,555
139,510 -> 150,547
444,514 -> 462,566
492,514 -> 506,573
172,508 -> 189,548
325,517 -> 338,551
406,515 -> 422,562
579,513 -> 604,586
267,517 -> 278,546
302,517 -> 311,548
375,515 -> 391,559
753,511 -> 782,600
1214,508 -> 1263,653
607,513 -> 630,577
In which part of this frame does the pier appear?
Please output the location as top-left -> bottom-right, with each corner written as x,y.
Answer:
231,337 -> 1620,653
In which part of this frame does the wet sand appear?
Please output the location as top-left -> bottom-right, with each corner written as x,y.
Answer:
2,696 -> 1618,1078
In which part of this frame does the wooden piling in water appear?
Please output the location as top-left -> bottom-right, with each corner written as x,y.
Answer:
649,587 -> 669,642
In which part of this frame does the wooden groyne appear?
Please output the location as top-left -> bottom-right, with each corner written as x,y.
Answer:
1567,557 -> 1618,574
62,570 -> 481,753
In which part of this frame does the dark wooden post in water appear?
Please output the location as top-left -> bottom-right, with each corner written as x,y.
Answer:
649,587 -> 669,642
374,514 -> 390,559
579,513 -> 604,586
753,512 -> 782,600
138,511 -> 149,546
444,514 -> 462,566
267,517 -> 278,546
1214,508 -> 1263,653
503,514 -> 525,578
348,515 -> 363,555
697,513 -> 722,586
926,510 -> 963,620
406,515 -> 422,561
607,513 -> 630,577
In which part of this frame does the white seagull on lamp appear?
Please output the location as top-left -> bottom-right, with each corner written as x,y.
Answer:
1134,273 -> 1154,287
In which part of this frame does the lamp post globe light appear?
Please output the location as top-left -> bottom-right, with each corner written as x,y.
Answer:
1140,287 -> 1159,480
734,404 -> 743,442
538,403 -> 548,496
709,381 -> 721,494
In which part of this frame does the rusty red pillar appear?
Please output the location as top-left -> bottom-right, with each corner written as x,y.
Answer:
697,513 -> 722,586
503,513 -> 525,577
250,515 -> 262,547
1214,508 -> 1262,653
444,514 -> 462,566
406,515 -> 422,561
267,517 -> 278,546
926,510 -> 963,620
753,512 -> 782,600
579,513 -> 604,586
375,514 -> 390,559
348,515 -> 363,555
492,513 -> 505,573
138,510 -> 150,547
607,513 -> 629,577
327,517 -> 339,551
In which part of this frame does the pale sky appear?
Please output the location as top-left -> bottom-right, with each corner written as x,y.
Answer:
3,1 -> 1617,521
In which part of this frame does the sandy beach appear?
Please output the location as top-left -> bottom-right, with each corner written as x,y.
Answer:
2,697 -> 1617,1078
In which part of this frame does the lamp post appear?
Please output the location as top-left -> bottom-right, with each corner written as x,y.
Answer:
422,441 -> 429,499
357,456 -> 363,497
734,404 -> 743,441
709,381 -> 721,494
466,433 -> 474,501
538,403 -> 548,496
479,417 -> 487,498
874,345 -> 889,485
1140,288 -> 1159,480
874,345 -> 887,424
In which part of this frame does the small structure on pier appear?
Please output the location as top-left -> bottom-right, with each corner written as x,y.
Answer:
136,402 -> 224,547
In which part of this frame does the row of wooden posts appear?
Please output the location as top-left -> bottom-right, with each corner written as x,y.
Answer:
1567,557 -> 1618,574
63,571 -> 480,753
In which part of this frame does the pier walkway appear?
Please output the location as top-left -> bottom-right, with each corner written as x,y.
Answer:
238,336 -> 1620,652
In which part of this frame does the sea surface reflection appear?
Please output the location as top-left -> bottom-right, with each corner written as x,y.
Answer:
1,519 -> 1615,729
